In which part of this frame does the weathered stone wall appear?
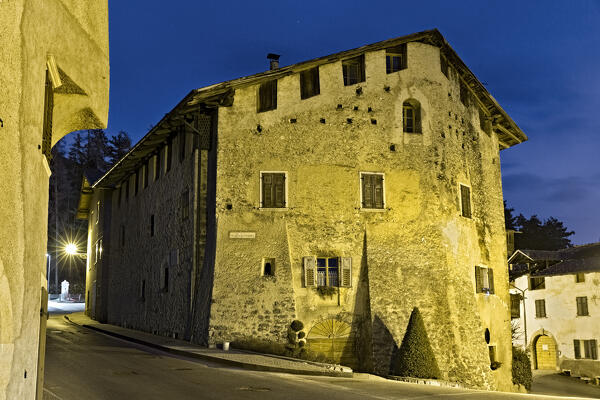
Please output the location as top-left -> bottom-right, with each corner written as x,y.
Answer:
0,1 -> 108,398
210,42 -> 512,388
106,135 -> 201,340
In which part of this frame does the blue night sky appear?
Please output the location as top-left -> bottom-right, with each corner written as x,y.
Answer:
105,0 -> 600,245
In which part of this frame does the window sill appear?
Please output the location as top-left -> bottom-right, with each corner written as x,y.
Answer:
259,207 -> 288,211
534,316 -> 548,319
360,208 -> 387,212
576,315 -> 590,317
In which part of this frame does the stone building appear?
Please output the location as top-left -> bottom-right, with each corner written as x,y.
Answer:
80,29 -> 526,390
0,1 -> 109,399
509,243 -> 600,378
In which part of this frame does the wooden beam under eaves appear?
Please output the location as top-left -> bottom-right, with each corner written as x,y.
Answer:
493,123 -> 522,144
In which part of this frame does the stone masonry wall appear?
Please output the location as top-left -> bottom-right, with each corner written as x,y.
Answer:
107,133 -> 199,340
210,41 -> 513,389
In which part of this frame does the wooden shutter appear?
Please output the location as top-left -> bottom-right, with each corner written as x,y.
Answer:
262,174 -> 272,208
574,340 -> 581,359
488,268 -> 495,294
374,175 -> 384,209
304,256 -> 316,287
415,104 -> 422,133
362,174 -> 373,208
274,174 -> 285,207
591,340 -> 598,360
461,185 -> 471,218
341,257 -> 352,287
475,266 -> 483,293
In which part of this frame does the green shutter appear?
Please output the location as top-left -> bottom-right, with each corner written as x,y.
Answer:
475,266 -> 483,293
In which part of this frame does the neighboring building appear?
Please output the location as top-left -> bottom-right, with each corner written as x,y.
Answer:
0,1 -> 109,399
78,29 -> 526,390
509,243 -> 600,378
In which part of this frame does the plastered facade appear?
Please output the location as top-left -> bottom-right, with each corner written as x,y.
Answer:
0,1 -> 109,398
512,272 -> 600,377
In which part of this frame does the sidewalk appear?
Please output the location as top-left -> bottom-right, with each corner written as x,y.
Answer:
65,312 -> 353,378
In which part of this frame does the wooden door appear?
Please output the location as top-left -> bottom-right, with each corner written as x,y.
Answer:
307,319 -> 356,368
535,335 -> 557,369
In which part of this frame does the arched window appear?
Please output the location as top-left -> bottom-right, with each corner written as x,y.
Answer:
403,100 -> 422,133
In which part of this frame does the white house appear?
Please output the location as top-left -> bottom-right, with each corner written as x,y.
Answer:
509,243 -> 600,379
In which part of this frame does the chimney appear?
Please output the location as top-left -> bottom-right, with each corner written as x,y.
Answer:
267,53 -> 280,70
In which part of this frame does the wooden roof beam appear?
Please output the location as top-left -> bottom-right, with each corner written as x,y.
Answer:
494,123 -> 522,144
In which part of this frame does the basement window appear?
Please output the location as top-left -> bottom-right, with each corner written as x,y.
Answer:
360,172 -> 384,209
460,184 -> 472,218
386,44 -> 407,73
300,67 -> 320,99
260,172 -> 286,208
342,55 -> 365,86
474,266 -> 495,294
258,79 -> 277,112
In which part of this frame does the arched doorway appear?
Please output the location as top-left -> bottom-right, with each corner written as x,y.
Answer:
534,334 -> 557,369
307,318 -> 356,368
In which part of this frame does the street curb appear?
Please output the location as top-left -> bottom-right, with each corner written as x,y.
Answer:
65,315 -> 352,378
387,375 -> 464,388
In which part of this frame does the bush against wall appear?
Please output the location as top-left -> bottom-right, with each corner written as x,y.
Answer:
392,307 -> 441,379
512,346 -> 532,390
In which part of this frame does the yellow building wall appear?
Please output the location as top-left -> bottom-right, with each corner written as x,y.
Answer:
0,1 -> 109,398
209,42 -> 513,390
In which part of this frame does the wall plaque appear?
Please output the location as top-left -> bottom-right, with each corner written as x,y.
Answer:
229,231 -> 256,239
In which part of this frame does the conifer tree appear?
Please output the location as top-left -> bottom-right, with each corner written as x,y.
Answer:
392,307 -> 441,379
108,130 -> 132,165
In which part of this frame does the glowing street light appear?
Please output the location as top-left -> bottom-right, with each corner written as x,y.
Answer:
65,243 -> 78,255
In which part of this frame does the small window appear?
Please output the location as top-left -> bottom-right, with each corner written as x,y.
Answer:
342,55 -> 365,86
155,150 -> 162,181
150,214 -> 155,237
317,257 -> 339,287
181,190 -> 189,221
402,100 -> 421,133
460,184 -> 472,218
575,272 -> 585,283
361,173 -> 384,209
460,81 -> 469,106
475,266 -> 495,294
258,79 -> 277,112
163,267 -> 169,292
529,276 -> 545,290
143,160 -> 149,188
262,258 -> 275,276
386,44 -> 407,73
440,54 -> 449,78
179,127 -> 186,162
510,293 -> 521,319
535,299 -> 546,318
576,296 -> 589,316
260,172 -> 286,208
300,67 -> 320,99
166,137 -> 173,172
140,279 -> 146,301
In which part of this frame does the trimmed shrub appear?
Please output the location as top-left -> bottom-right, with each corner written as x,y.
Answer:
512,346 -> 532,390
392,307 -> 441,379
290,320 -> 304,332
297,331 -> 306,339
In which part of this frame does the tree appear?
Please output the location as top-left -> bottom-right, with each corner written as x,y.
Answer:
392,307 -> 441,379
504,203 -> 574,250
107,130 -> 131,165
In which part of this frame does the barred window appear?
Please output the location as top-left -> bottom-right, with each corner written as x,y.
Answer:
535,299 -> 546,318
576,296 -> 589,316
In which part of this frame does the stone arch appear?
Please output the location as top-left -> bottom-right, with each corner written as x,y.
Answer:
530,329 -> 559,370
402,98 -> 422,134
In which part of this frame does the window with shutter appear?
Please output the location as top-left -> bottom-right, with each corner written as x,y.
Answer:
529,276 -> 545,290
576,296 -> 589,316
361,173 -> 384,209
258,79 -> 277,112
535,299 -> 546,318
260,172 -> 287,208
300,67 -> 320,99
460,184 -> 472,218
574,340 -> 581,359
575,272 -> 585,283
341,257 -> 352,287
303,256 -> 316,287
510,294 -> 521,319
475,266 -> 483,293
342,55 -> 365,86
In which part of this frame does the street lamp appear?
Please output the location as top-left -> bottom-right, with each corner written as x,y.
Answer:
64,243 -> 87,258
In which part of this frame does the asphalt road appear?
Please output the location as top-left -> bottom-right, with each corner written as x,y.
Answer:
43,315 -> 595,400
